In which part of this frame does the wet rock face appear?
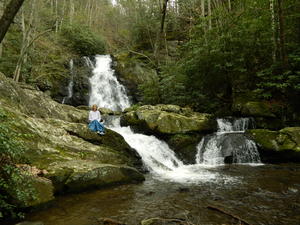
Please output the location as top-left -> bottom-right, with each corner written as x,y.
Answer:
54,57 -> 93,106
247,127 -> 300,162
166,134 -> 203,164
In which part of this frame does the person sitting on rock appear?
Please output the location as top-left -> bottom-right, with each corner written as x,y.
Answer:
88,104 -> 105,135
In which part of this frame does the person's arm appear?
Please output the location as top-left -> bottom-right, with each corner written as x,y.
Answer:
97,111 -> 101,122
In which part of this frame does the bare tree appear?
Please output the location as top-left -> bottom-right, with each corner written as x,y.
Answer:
0,0 -> 26,44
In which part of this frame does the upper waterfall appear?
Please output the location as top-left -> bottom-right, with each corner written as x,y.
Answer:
89,55 -> 130,111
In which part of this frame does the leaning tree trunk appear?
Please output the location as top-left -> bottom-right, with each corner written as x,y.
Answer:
154,0 -> 169,64
0,0 -> 26,44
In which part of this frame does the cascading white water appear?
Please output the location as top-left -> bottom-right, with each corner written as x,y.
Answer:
89,55 -> 130,111
196,118 -> 261,165
217,118 -> 254,133
62,59 -> 74,104
110,119 -> 221,183
88,55 -> 230,183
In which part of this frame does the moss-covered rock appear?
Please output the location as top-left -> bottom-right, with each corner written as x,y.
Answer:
46,161 -> 144,193
12,174 -> 54,208
0,73 -> 144,201
166,134 -> 203,163
241,101 -> 276,118
247,127 -> 300,162
114,53 -> 157,103
22,176 -> 54,207
121,104 -> 216,135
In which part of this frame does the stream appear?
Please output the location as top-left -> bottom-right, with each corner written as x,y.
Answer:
26,55 -> 300,225
27,164 -> 300,225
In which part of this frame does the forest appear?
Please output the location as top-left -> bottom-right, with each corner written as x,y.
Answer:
0,0 -> 300,224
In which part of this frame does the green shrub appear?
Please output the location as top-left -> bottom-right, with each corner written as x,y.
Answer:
0,109 -> 35,219
61,24 -> 106,56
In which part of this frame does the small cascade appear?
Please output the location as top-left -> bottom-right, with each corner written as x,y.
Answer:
109,119 -> 219,183
196,118 -> 261,165
83,56 -> 95,68
217,118 -> 255,133
89,55 -> 130,111
62,59 -> 75,104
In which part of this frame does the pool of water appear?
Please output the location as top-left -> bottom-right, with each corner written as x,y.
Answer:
26,164 -> 300,225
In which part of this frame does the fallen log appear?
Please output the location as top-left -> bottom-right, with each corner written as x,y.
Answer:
207,205 -> 253,225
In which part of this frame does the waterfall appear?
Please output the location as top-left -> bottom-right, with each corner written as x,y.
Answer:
109,119 -> 220,183
196,118 -> 261,165
88,55 -> 260,183
62,59 -> 74,104
88,55 -> 130,111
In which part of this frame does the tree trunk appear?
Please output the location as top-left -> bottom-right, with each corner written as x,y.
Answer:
208,0 -> 212,29
154,0 -> 169,64
228,0 -> 231,11
14,0 -> 36,82
55,0 -> 58,33
69,0 -> 74,24
0,0 -> 5,57
277,0 -> 288,66
160,0 -> 169,33
0,0 -> 26,44
60,0 -> 66,30
270,0 -> 277,63
201,0 -> 205,17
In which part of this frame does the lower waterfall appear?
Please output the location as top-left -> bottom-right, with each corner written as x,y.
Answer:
196,118 -> 261,165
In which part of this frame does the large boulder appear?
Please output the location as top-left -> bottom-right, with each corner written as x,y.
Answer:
0,73 -> 144,204
121,104 -> 216,135
46,161 -> 144,193
247,127 -> 300,162
8,114 -> 144,193
0,72 -> 88,123
166,134 -> 203,164
114,53 -> 157,103
23,176 -> 55,207
121,104 -> 215,163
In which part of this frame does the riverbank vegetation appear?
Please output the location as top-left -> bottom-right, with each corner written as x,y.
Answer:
1,0 -> 299,114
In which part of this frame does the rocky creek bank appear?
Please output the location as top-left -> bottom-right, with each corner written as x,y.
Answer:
0,72 -> 144,209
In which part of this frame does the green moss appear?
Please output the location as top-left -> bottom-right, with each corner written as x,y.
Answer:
241,101 -> 276,117
247,129 -> 279,151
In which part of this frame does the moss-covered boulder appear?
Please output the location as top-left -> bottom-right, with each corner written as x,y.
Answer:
166,134 -> 203,163
12,174 -> 54,208
0,73 -> 145,203
241,101 -> 276,118
247,127 -> 300,162
121,104 -> 216,135
22,176 -> 54,207
46,161 -> 144,193
115,53 -> 157,103
0,72 -> 88,123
